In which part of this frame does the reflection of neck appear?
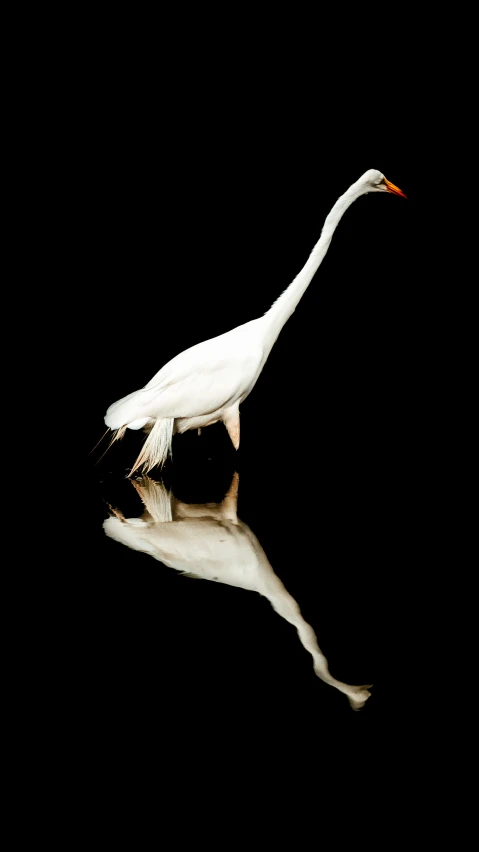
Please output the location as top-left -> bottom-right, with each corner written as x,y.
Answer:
262,184 -> 362,350
122,472 -> 371,708
266,582 -> 370,707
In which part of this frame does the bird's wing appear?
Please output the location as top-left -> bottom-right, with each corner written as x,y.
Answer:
143,319 -> 263,391
134,353 -> 261,419
105,320 -> 264,428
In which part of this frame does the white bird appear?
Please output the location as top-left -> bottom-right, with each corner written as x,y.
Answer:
103,471 -> 373,709
104,169 -> 406,475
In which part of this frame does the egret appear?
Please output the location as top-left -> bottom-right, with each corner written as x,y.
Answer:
104,169 -> 406,475
104,471 -> 373,709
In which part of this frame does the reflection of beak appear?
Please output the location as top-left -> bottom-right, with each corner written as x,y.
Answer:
384,177 -> 407,198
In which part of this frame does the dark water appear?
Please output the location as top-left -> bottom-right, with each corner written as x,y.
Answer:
21,37 -> 460,834
71,425 -> 404,765
49,129 -> 431,785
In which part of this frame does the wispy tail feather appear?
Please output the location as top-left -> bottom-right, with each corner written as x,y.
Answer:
93,425 -> 128,465
130,476 -> 173,522
111,425 -> 128,443
89,426 -> 111,456
129,417 -> 174,477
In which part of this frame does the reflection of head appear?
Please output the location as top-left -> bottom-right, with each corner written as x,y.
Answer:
104,472 -> 372,710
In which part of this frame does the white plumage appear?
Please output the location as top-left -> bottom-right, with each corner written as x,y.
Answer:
104,471 -> 373,709
104,169 -> 406,475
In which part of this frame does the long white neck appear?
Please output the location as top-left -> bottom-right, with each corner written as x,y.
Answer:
262,180 -> 365,349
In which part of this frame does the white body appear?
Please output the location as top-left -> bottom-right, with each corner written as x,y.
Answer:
105,317 -> 268,435
104,472 -> 372,709
104,169 -> 405,473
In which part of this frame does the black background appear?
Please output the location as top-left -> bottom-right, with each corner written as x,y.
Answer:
32,42 -> 446,804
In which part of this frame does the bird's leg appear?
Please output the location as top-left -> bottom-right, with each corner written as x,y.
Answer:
220,471 -> 239,522
223,405 -> 240,450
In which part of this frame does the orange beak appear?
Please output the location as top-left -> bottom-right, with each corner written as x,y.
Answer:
384,177 -> 407,199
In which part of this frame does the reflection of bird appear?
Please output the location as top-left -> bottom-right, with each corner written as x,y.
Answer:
103,170 -> 406,476
103,471 -> 373,709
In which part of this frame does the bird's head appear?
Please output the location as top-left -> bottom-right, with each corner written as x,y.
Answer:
358,169 -> 407,198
